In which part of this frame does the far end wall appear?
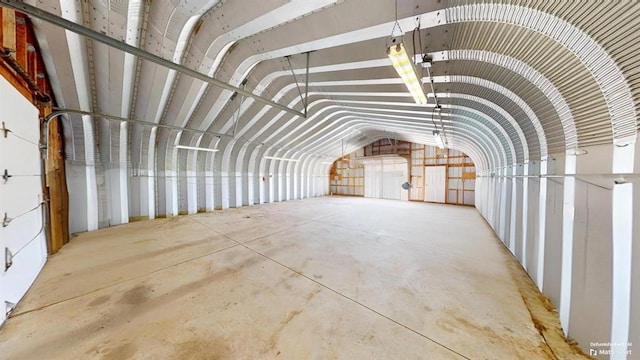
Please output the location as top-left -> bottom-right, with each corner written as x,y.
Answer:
329,139 -> 476,205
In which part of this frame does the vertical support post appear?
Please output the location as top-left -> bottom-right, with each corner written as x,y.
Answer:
0,8 -> 3,46
610,142 -> 635,358
560,153 -> 577,334
14,14 -> 26,67
304,51 -> 310,118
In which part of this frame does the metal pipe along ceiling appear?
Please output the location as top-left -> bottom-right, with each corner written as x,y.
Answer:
5,0 -> 640,172
0,0 -> 306,119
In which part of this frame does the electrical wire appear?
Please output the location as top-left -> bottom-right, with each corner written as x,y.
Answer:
418,19 -> 423,59
412,27 -> 418,62
425,65 -> 438,106
438,109 -> 448,145
390,0 -> 402,37
395,0 -> 398,21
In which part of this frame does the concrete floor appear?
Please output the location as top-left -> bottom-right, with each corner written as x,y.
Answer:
0,197 -> 582,359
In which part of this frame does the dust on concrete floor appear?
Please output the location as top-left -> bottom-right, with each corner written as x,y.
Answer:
0,196 -> 589,359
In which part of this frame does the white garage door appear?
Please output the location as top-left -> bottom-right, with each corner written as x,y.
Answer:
363,157 -> 408,201
0,75 -> 47,326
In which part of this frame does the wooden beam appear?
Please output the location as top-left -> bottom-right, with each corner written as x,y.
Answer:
0,8 -> 3,46
2,8 -> 15,51
14,14 -> 26,69
44,106 -> 69,254
0,63 -> 29,97
0,9 -> 67,253
427,163 -> 475,168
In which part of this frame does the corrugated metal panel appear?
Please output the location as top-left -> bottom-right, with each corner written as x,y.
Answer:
447,49 -> 577,151
62,114 -> 81,163
446,2 -> 638,144
109,0 -> 128,17
454,101 -> 523,160
448,81 -> 543,160
165,10 -> 189,42
448,59 -> 565,155
451,108 -> 514,164
38,0 -> 640,176
447,21 -> 603,150
451,94 -> 529,159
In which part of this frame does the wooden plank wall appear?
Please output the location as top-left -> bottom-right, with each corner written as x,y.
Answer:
0,8 -> 69,254
330,139 -> 476,205
409,143 -> 425,201
329,154 -> 365,196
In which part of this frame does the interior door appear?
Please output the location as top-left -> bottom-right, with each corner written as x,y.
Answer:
425,166 -> 446,203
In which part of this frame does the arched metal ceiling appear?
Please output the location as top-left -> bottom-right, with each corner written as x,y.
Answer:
16,0 -> 640,173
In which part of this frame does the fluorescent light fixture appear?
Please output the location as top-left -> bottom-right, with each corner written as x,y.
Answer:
265,156 -> 298,162
567,148 -> 588,156
433,130 -> 445,149
175,145 -> 219,152
387,43 -> 427,105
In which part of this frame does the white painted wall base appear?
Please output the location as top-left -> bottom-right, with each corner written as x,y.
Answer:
477,143 -> 638,358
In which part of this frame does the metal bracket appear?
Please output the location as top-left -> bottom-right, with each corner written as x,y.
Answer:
1,122 -> 9,138
2,169 -> 12,183
4,301 -> 16,317
2,213 -> 11,227
614,176 -> 627,185
4,247 -> 13,271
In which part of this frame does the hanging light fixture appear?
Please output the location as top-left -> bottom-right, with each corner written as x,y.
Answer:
388,42 -> 427,105
433,130 -> 445,149
264,156 -> 298,162
386,0 -> 426,105
175,145 -> 219,152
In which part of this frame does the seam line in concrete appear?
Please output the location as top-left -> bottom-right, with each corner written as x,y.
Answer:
190,217 -> 472,360
9,243 -> 241,318
10,212 -> 333,318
